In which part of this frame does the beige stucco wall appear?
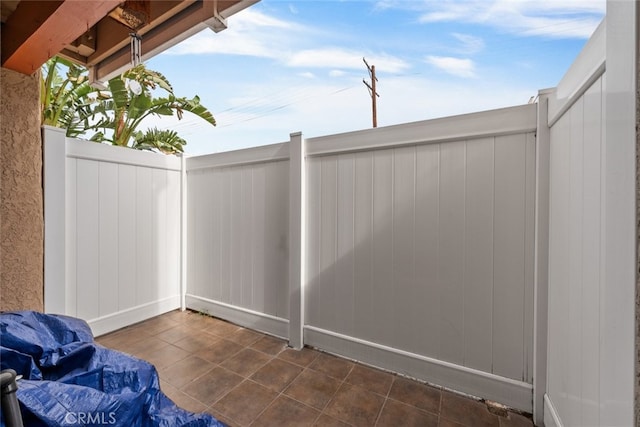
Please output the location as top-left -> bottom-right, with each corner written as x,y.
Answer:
0,67 -> 44,311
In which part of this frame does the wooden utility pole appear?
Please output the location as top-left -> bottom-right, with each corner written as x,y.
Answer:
362,57 -> 379,128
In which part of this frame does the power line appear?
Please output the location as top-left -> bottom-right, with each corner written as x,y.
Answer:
217,85 -> 356,128
215,85 -> 349,126
166,85 -> 358,130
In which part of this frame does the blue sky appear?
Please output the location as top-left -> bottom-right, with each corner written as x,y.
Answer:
145,0 -> 605,155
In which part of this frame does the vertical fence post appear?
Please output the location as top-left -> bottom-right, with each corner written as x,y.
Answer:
601,1 -> 637,423
288,132 -> 306,349
180,154 -> 187,311
43,126 -> 67,315
533,90 -> 551,426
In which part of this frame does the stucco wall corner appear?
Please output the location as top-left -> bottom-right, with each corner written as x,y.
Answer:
0,67 -> 44,312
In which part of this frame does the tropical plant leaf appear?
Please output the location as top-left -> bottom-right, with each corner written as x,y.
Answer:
108,77 -> 129,111
122,65 -> 174,94
89,132 -> 106,142
130,93 -> 153,119
132,127 -> 187,154
153,104 -> 175,116
181,96 -> 216,126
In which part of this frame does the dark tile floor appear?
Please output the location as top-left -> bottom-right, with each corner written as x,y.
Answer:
96,310 -> 534,427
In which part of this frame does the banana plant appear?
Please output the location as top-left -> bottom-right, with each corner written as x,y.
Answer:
82,64 -> 215,153
40,56 -> 109,138
41,58 -> 215,154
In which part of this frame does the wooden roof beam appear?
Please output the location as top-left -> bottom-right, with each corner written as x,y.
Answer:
89,0 -> 257,83
85,1 -> 192,67
1,0 -> 122,75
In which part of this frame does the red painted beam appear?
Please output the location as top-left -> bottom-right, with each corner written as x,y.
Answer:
1,0 -> 122,75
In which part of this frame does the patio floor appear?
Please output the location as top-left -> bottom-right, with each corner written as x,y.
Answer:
96,310 -> 534,427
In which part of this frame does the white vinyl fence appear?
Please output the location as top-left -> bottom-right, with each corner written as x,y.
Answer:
44,106 -> 537,412
185,104 -> 537,412
185,144 -> 291,337
541,9 -> 636,427
304,108 -> 537,409
44,126 -> 183,336
43,7 -> 637,420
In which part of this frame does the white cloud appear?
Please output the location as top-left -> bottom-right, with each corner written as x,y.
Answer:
163,9 -> 410,75
299,72 -> 316,78
287,48 -> 354,68
164,9 -> 302,58
329,70 -> 347,77
416,0 -> 604,39
166,30 -> 276,57
372,0 -> 395,12
451,33 -> 484,54
287,48 -> 410,73
425,56 -> 476,78
230,8 -> 299,30
421,11 -> 463,22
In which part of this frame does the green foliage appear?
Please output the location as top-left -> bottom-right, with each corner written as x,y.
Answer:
132,127 -> 187,154
41,56 -> 106,138
40,57 -> 215,154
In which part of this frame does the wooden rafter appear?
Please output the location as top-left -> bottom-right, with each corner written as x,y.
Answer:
1,0 -> 122,75
1,0 -> 259,78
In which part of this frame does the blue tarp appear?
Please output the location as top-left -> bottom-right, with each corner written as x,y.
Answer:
0,311 -> 226,427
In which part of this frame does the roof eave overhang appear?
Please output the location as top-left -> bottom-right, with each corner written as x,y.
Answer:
85,0 -> 260,84
1,0 -> 260,78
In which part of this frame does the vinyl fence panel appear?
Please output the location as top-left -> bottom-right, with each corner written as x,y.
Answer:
44,128 -> 183,336
185,145 -> 290,338
304,105 -> 537,411
544,8 -> 636,426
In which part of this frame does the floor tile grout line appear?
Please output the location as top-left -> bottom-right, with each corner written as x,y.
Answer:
242,377 -> 282,427
208,376 -> 277,425
312,359 -> 356,426
219,351 -> 272,378
245,352 -> 329,426
372,397 -> 389,427
170,363 -> 218,393
175,382 -> 214,409
387,373 -> 397,398
280,366 -> 338,415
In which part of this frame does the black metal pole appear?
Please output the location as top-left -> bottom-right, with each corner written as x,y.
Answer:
1,369 -> 24,427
